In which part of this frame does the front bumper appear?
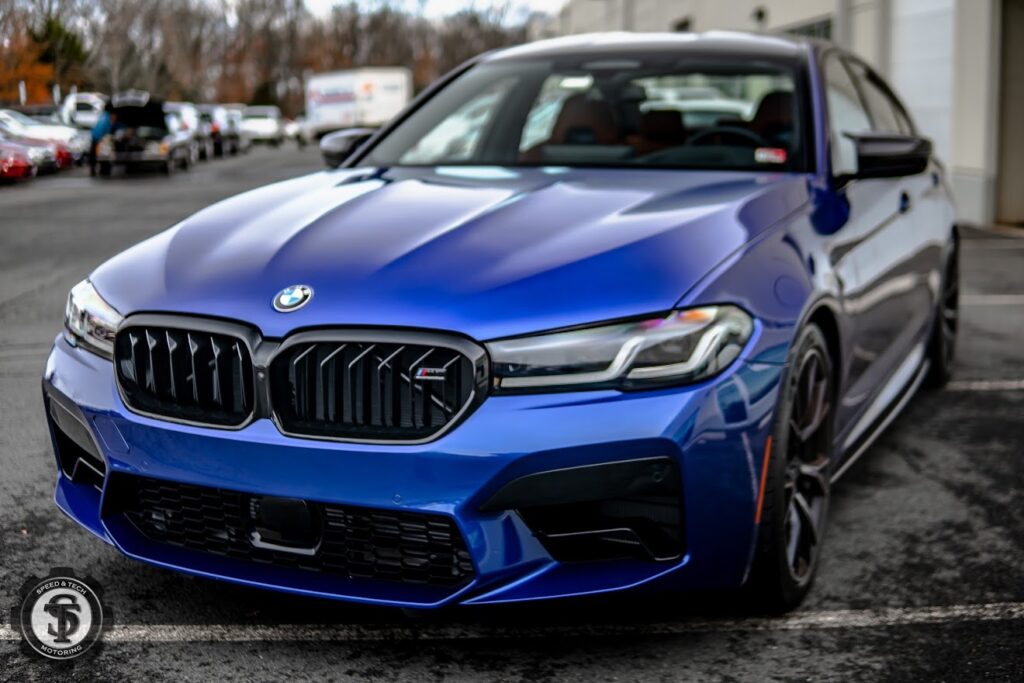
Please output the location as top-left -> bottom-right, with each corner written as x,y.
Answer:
43,333 -> 782,608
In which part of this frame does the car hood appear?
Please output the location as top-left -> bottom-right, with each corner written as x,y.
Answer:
27,125 -> 77,141
91,166 -> 809,340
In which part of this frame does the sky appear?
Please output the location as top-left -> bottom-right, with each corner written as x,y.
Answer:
303,0 -> 564,21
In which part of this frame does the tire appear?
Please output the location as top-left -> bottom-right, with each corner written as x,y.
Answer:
925,241 -> 959,388
177,152 -> 189,170
97,162 -> 112,177
748,324 -> 835,612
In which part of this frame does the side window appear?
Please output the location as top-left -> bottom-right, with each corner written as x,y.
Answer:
823,55 -> 871,175
399,77 -> 516,164
845,59 -> 903,134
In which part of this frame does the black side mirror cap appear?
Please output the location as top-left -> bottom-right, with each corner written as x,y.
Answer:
319,128 -> 375,168
843,132 -> 932,181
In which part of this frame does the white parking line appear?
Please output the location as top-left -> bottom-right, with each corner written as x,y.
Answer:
961,294 -> 1024,305
948,379 -> 1024,392
2,602 -> 1022,642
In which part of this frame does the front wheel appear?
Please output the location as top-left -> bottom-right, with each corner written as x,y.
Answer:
748,324 -> 834,612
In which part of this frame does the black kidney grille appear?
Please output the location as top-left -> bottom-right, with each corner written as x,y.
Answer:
115,476 -> 475,587
115,326 -> 254,426
272,341 -> 477,441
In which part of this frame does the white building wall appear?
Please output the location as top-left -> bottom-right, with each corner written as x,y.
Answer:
947,0 -> 1002,224
889,0 -> 954,164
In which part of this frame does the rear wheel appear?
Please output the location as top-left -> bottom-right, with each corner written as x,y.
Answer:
925,242 -> 959,388
748,324 -> 834,612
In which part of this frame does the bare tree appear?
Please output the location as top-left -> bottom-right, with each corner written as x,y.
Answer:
3,0 -> 531,112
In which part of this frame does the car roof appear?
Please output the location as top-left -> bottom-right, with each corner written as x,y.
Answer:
486,31 -> 814,62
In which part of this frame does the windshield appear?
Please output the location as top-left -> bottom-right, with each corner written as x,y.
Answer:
363,56 -> 808,172
3,110 -> 41,127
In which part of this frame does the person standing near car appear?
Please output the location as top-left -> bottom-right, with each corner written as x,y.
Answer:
89,102 -> 115,176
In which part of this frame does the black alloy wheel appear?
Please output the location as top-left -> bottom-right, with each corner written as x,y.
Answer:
749,324 -> 834,611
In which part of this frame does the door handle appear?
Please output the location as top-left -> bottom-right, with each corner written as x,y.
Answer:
899,191 -> 911,214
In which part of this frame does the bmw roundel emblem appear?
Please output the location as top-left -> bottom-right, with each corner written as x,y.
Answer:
273,285 -> 313,312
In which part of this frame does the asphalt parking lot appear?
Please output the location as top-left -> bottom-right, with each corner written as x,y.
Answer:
1,147 -> 1022,681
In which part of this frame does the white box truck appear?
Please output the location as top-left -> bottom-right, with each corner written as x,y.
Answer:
304,68 -> 412,139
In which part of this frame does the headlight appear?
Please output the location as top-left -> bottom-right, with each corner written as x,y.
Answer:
488,306 -> 754,392
64,280 -> 122,360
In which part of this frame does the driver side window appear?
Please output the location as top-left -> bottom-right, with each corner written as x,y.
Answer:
824,55 -> 871,176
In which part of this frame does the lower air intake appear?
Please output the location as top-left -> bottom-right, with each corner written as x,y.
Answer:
107,475 -> 475,587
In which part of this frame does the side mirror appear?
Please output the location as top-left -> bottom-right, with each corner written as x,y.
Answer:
320,128 -> 374,168
842,132 -> 932,180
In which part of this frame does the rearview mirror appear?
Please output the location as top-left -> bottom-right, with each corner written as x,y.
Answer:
842,132 -> 932,181
320,128 -> 375,168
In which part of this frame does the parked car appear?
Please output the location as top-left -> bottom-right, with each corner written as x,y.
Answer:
224,106 -> 253,154
62,92 -> 107,130
283,116 -> 309,147
165,102 -> 214,161
197,104 -> 242,157
94,91 -> 193,175
0,129 -> 59,174
46,32 -> 955,613
0,108 -> 90,163
240,105 -> 284,145
0,139 -> 38,182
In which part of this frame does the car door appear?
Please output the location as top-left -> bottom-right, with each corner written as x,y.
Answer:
844,57 -> 940,354
821,52 -> 921,443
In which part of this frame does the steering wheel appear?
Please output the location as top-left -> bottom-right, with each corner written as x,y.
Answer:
687,126 -> 768,148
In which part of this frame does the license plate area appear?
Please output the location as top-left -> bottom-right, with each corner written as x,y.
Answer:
248,496 -> 322,556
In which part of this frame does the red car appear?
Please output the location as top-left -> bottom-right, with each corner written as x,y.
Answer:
54,143 -> 73,169
0,141 -> 37,181
0,133 -> 58,174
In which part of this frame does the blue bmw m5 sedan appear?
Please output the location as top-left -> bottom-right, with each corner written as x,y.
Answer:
46,32 -> 957,611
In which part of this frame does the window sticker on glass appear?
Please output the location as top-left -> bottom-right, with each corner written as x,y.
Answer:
755,147 -> 787,164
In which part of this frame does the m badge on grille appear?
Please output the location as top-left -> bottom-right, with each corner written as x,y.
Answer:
414,367 -> 447,381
